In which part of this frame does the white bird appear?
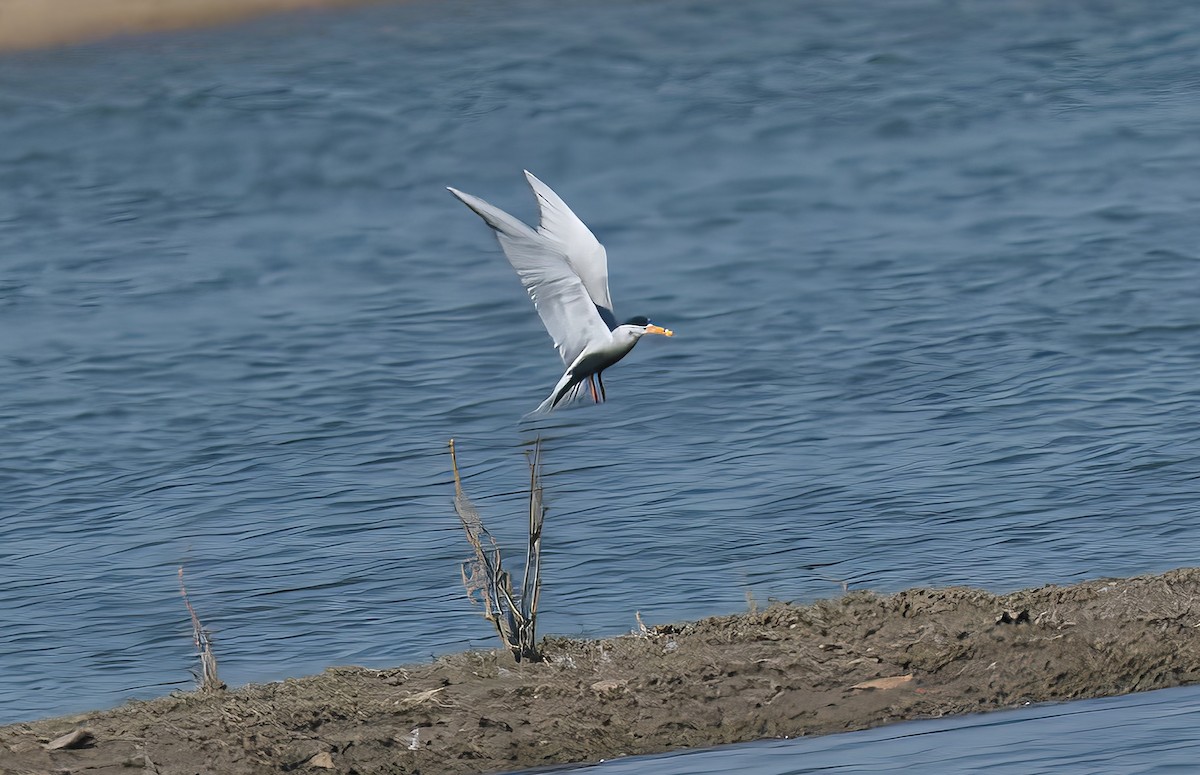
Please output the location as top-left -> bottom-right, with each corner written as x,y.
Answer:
448,171 -> 674,413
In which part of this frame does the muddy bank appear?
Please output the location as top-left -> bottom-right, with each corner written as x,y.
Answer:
0,0 -> 385,52
4,568 -> 1200,774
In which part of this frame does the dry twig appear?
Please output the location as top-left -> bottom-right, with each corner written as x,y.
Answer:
450,438 -> 547,662
178,567 -> 225,692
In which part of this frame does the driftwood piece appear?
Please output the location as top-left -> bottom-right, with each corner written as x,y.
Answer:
45,727 -> 94,750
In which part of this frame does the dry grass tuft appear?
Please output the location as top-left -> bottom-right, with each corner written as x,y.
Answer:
178,566 -> 225,693
394,687 -> 449,712
450,438 -> 546,662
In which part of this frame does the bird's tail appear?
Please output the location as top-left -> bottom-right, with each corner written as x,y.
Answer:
531,369 -> 587,415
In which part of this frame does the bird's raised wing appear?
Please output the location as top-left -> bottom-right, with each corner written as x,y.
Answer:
523,171 -> 616,329
448,186 -> 611,367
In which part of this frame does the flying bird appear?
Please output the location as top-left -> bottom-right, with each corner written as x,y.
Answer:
448,171 -> 674,413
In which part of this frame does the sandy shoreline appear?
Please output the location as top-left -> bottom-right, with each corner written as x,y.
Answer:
3,568 -> 1200,773
0,0 -> 385,52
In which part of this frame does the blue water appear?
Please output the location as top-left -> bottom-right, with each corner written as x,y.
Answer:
541,684 -> 1200,774
2,0 -> 1200,766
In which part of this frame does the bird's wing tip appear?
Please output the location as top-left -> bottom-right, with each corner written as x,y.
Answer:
446,186 -> 473,205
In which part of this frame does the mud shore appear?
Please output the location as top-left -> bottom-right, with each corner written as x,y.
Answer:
4,568 -> 1200,773
0,0 -> 383,52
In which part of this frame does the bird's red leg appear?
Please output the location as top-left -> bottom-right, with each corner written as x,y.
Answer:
589,374 -> 599,403
598,372 -> 607,402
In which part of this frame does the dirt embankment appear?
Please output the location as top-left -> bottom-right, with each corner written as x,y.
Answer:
4,568 -> 1200,774
0,0 -> 381,52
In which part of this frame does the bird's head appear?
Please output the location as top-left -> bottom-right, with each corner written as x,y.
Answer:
615,316 -> 674,343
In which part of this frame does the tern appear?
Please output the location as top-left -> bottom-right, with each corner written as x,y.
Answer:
448,172 -> 674,413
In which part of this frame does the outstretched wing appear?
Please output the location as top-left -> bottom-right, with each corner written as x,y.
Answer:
523,171 -> 617,329
448,186 -> 611,367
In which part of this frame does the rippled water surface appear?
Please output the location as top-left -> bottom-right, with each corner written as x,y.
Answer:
543,684 -> 1200,774
2,0 -> 1200,757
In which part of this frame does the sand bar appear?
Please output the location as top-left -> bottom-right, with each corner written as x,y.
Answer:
3,568 -> 1200,773
0,0 -> 382,51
